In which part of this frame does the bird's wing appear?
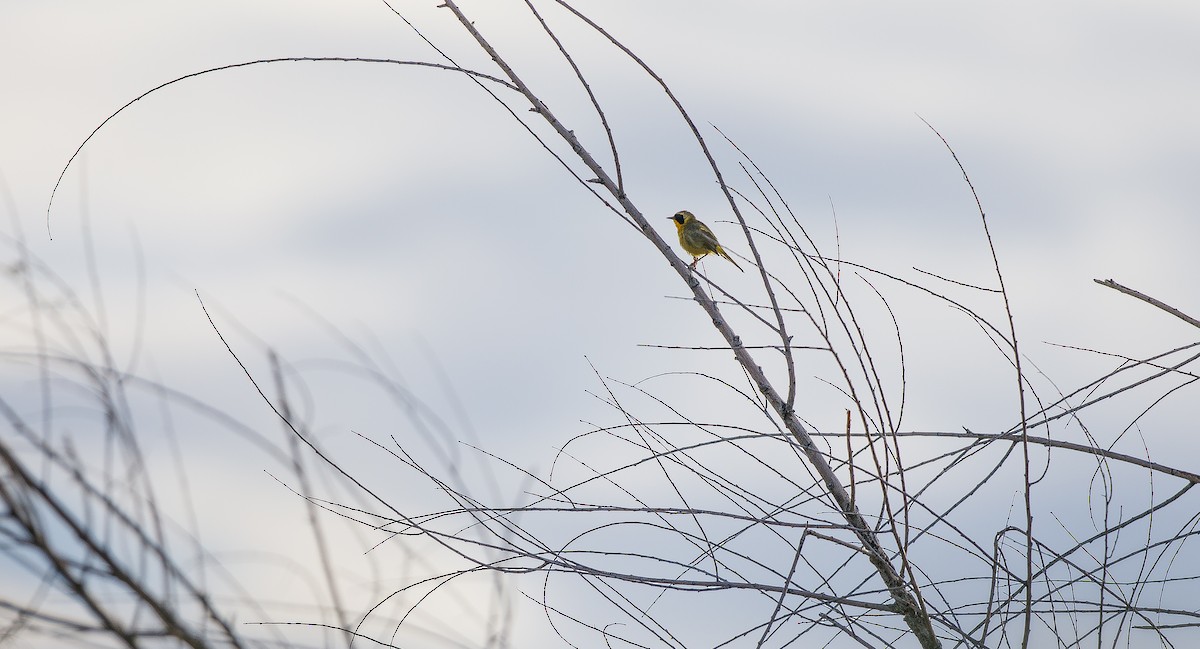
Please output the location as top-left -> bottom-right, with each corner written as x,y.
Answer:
693,222 -> 722,248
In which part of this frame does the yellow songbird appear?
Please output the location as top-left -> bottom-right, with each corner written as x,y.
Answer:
669,210 -> 743,272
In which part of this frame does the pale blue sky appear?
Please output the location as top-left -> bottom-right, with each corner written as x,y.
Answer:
2,2 -> 1199,647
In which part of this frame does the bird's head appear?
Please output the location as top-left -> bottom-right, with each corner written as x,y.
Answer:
669,210 -> 695,231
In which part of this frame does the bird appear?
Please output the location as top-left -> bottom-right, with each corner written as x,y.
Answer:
668,210 -> 743,272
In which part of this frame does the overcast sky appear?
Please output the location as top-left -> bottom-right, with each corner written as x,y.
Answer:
3,2 -> 1199,648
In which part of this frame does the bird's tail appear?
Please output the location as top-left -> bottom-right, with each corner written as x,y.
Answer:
719,248 -> 744,272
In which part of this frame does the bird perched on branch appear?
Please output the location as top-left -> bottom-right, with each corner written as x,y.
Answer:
669,210 -> 743,272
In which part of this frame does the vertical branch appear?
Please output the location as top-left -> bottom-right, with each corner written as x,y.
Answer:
845,409 -> 856,510
920,117 -> 1031,647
